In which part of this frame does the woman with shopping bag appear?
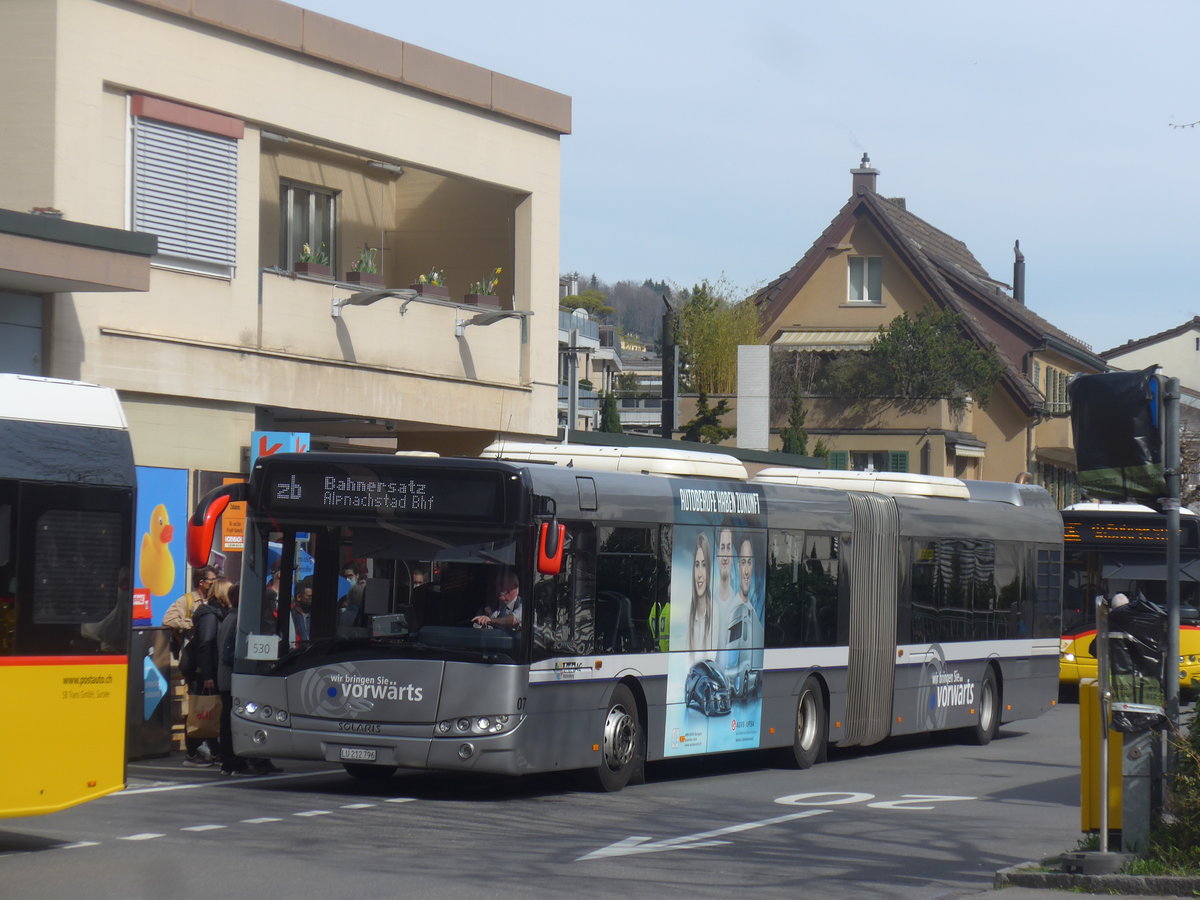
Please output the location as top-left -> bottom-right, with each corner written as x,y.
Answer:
183,578 -> 230,765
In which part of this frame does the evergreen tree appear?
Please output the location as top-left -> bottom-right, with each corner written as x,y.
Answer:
681,393 -> 734,445
778,385 -> 809,455
598,391 -> 623,434
832,307 -> 1005,410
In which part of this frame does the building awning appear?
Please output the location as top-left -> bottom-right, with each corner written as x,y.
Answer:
772,330 -> 879,351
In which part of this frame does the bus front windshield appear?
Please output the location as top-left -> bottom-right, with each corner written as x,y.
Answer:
242,522 -> 528,666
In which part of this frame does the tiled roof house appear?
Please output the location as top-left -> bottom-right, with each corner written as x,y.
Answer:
753,156 -> 1105,504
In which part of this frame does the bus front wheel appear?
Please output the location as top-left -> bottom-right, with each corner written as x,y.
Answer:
343,762 -> 397,782
584,684 -> 643,792
963,667 -> 999,746
776,677 -> 827,769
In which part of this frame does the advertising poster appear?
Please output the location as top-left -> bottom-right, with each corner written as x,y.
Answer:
250,431 -> 310,468
133,466 -> 189,624
663,482 -> 766,757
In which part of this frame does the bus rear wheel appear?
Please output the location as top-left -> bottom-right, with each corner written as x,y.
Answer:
963,667 -> 999,746
343,762 -> 397,782
776,677 -> 827,769
584,684 -> 643,792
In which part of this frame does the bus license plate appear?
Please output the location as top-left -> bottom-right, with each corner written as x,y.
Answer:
340,747 -> 377,762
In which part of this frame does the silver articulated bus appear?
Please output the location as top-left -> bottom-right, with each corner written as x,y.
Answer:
188,444 -> 1063,791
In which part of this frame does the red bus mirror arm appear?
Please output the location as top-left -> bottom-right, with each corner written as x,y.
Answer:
187,482 -> 248,568
537,521 -> 565,575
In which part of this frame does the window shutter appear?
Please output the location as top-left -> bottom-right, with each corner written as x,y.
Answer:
827,450 -> 848,470
132,117 -> 238,270
888,451 -> 908,472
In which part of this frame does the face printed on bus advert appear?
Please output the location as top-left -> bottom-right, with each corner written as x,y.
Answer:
693,541 -> 708,599
717,528 -> 734,587
738,539 -> 753,599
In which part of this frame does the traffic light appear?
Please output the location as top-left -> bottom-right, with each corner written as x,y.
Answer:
1068,366 -> 1165,504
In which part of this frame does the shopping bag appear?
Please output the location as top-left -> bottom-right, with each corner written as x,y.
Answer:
186,691 -> 222,740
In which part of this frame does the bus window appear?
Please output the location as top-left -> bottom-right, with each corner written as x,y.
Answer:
765,530 -> 839,648
532,523 -> 595,659
596,525 -> 658,653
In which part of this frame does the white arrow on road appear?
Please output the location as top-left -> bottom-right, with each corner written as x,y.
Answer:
577,808 -> 831,860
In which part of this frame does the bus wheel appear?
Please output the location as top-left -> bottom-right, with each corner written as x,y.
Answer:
776,677 -> 826,769
586,684 -> 642,792
343,763 -> 397,782
963,667 -> 999,746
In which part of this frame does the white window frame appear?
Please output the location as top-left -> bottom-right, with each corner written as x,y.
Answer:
847,256 -> 883,304
280,181 -> 337,272
131,116 -> 238,278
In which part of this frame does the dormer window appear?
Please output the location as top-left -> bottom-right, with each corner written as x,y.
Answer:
848,256 -> 882,304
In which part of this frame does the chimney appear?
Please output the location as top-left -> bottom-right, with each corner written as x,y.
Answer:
851,153 -> 878,194
1013,240 -> 1025,305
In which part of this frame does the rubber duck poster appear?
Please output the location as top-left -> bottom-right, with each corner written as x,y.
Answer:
132,466 -> 188,624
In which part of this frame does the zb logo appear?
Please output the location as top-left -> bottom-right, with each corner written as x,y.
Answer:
275,475 -> 302,500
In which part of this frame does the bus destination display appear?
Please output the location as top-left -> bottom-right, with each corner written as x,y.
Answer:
1064,515 -> 1199,550
262,465 -> 502,520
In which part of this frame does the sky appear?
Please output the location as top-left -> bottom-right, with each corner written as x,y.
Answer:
293,0 -> 1200,356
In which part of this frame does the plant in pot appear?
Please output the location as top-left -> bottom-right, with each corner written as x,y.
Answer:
410,267 -> 449,298
346,244 -> 383,286
464,266 -> 502,308
295,242 -> 330,277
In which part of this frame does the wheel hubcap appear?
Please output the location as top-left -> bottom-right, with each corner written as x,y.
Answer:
603,704 -> 636,771
796,690 -> 817,750
980,681 -> 994,732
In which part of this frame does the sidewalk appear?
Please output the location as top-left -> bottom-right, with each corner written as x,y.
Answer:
991,863 -> 1200,897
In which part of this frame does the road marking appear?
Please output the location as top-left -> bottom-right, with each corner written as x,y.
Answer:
384,797 -> 415,804
242,817 -> 283,824
578,809 -> 830,860
295,810 -> 333,817
341,803 -> 376,809
182,824 -> 227,832
121,833 -> 165,841
60,842 -> 100,850
119,770 -> 337,796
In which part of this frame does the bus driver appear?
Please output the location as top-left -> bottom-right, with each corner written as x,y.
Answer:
472,572 -> 523,631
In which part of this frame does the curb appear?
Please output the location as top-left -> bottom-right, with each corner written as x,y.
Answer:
996,862 -> 1200,895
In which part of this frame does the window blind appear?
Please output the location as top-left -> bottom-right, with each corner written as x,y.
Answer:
132,117 -> 237,270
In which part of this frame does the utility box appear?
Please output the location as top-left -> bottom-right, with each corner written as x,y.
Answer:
1079,678 -> 1122,833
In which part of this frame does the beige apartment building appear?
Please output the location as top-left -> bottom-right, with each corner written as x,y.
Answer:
0,0 -> 570,481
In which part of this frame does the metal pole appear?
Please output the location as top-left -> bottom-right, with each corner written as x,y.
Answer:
1164,377 -> 1181,744
567,328 -> 579,437
661,298 -> 676,440
1096,595 -> 1110,854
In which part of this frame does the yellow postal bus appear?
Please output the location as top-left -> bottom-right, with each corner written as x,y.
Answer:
0,375 -> 135,816
1059,502 -> 1200,699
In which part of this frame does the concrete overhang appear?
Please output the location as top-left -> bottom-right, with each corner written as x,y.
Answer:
0,209 -> 157,294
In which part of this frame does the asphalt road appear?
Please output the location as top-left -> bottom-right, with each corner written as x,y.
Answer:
0,703 -> 1135,899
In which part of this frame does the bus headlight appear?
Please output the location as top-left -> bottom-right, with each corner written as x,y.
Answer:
436,714 -> 520,737
1061,652 -> 1075,663
235,697 -> 290,727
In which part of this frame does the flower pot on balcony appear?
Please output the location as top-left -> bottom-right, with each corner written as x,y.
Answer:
409,283 -> 450,299
345,271 -> 384,286
462,293 -> 501,309
294,262 -> 331,278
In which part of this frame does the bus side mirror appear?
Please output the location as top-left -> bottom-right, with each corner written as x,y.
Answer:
537,521 -> 565,575
187,482 -> 247,567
